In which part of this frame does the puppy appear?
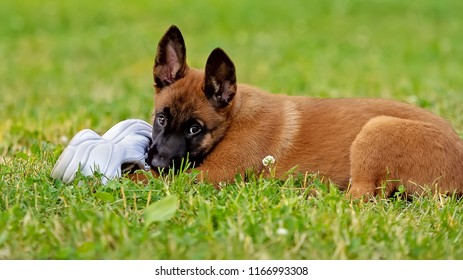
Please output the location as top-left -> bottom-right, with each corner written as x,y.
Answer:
140,25 -> 463,199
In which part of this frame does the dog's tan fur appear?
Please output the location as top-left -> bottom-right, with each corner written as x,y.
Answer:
136,26 -> 463,199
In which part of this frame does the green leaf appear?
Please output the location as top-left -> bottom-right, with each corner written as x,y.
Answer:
105,180 -> 120,191
16,152 -> 29,160
94,191 -> 115,203
144,195 -> 178,226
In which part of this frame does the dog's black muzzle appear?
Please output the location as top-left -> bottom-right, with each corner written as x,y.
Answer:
147,134 -> 186,172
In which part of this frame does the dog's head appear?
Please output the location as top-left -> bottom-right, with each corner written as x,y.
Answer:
147,25 -> 237,171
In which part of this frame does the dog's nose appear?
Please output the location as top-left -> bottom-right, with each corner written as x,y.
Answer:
148,146 -> 172,169
150,156 -> 171,169
147,134 -> 186,170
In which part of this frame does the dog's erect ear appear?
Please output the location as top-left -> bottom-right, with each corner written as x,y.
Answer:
154,25 -> 187,90
204,48 -> 237,109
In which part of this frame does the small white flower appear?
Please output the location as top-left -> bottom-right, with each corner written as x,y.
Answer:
276,226 -> 289,236
262,155 -> 276,167
60,135 -> 69,144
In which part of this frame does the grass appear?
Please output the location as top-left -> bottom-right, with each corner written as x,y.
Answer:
1,0 -> 463,259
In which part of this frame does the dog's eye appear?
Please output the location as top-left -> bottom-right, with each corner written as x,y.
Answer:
156,114 -> 167,127
188,124 -> 202,136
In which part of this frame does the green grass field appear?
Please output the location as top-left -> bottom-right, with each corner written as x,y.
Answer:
1,0 -> 463,259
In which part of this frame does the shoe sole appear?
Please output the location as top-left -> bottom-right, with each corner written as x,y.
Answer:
51,129 -> 101,182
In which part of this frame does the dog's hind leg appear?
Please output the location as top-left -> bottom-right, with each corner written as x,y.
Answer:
347,116 -> 402,200
348,115 -> 463,200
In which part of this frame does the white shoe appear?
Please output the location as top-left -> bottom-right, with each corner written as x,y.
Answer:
51,119 -> 152,184
102,119 -> 152,143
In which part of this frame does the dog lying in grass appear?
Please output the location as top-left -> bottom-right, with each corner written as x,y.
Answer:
136,25 -> 463,199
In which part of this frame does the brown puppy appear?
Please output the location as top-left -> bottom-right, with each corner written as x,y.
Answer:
141,25 -> 463,199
